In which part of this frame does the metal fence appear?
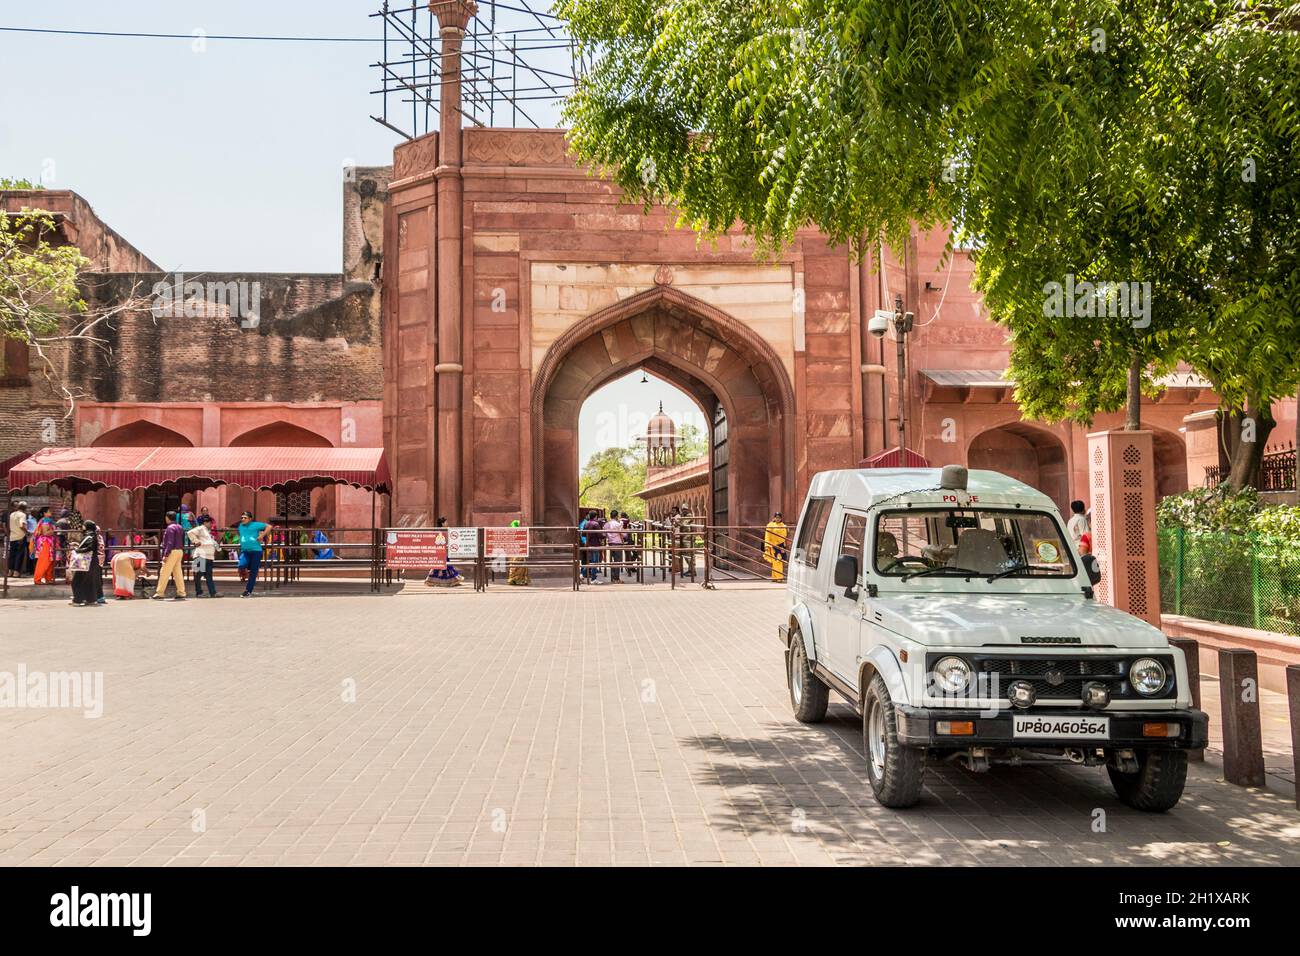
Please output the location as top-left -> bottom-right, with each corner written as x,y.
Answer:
1158,526 -> 1300,636
1204,444 -> 1297,492
4,522 -> 789,596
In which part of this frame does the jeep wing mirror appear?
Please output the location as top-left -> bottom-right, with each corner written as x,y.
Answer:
834,554 -> 859,597
1081,554 -> 1102,586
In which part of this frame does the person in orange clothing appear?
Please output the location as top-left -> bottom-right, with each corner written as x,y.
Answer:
30,510 -> 57,584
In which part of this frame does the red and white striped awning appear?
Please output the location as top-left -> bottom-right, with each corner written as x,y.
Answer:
6,446 -> 391,494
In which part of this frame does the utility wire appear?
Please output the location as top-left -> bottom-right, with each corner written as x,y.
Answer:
0,26 -> 378,41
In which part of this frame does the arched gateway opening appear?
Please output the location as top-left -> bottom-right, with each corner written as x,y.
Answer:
967,422 -> 1070,515
532,286 -> 795,528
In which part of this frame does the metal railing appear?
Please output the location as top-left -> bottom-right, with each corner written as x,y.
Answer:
1205,444 -> 1297,492
4,522 -> 791,596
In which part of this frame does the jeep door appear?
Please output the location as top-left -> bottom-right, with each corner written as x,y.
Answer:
822,508 -> 868,686
789,494 -> 835,660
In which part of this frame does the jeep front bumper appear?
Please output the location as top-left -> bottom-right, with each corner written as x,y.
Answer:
894,705 -> 1209,750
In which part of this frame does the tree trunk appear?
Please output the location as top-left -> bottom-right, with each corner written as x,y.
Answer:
1225,396 -> 1276,490
1124,356 -> 1142,430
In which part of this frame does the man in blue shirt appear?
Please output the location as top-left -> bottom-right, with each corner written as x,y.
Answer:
237,511 -> 271,597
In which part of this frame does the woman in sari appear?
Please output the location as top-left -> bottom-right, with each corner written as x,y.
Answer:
68,521 -> 101,607
111,549 -> 148,599
424,517 -> 463,587
506,519 -> 530,586
31,512 -> 57,584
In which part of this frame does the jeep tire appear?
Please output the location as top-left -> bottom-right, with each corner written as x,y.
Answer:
862,675 -> 926,808
1107,748 -> 1188,812
787,632 -> 830,723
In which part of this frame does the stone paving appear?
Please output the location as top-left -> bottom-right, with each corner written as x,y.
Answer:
1,586 -> 1298,866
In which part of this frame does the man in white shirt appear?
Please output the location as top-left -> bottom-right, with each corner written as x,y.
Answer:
187,515 -> 220,597
603,513 -> 626,583
7,502 -> 29,575
1068,499 -> 1090,546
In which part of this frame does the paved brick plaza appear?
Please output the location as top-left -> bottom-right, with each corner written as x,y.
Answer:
1,587 -> 1298,866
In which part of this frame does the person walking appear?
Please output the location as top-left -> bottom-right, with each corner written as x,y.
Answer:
7,501 -> 28,575
68,521 -> 102,607
188,515 -> 219,598
236,511 -> 271,598
152,511 -> 187,600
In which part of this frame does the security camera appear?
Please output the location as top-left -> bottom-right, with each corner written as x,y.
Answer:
868,310 -> 893,338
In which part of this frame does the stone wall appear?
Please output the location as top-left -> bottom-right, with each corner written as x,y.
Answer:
1,177 -> 390,487
385,128 -> 862,526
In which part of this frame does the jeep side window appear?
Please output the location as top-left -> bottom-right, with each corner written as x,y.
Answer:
839,512 -> 867,567
794,496 -> 834,567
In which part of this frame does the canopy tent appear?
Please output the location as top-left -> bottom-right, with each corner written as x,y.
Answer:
3,447 -> 394,595
6,446 -> 391,495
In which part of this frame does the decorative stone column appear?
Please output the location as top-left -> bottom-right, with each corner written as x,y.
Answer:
431,0 -> 475,522
1086,429 -> 1162,626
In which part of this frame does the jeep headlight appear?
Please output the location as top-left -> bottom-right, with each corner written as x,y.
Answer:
933,656 -> 971,694
1129,658 -> 1167,696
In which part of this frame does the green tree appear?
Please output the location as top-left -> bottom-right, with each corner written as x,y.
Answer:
1,199 -> 148,410
675,423 -> 707,463
557,0 -> 1300,489
579,444 -> 648,518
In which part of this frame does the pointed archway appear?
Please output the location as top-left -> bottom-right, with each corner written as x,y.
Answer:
967,421 -> 1070,514
531,285 -> 795,527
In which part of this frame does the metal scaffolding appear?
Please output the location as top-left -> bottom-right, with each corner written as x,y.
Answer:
370,1 -> 577,138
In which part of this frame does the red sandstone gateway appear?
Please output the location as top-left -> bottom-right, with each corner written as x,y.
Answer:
780,465 -> 1208,811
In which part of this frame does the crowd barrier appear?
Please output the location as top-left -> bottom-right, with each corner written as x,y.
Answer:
3,521 -> 790,595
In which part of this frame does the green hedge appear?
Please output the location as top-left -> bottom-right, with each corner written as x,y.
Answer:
1158,526 -> 1300,636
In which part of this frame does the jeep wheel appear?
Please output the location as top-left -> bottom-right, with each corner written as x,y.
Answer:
1107,749 -> 1188,812
787,632 -> 829,723
862,675 -> 926,808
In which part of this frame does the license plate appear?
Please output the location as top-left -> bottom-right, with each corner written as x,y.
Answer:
1012,715 -> 1110,739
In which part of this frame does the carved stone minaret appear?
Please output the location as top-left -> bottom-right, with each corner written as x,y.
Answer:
431,0 -> 476,521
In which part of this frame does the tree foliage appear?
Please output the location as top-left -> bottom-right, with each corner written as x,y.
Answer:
557,0 -> 1300,487
579,444 -> 648,518
675,422 -> 708,463
1,209 -> 89,342
1,198 -> 148,411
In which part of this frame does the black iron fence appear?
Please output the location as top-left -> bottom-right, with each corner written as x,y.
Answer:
1204,444 -> 1297,492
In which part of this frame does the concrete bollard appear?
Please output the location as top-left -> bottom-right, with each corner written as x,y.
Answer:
1217,648 -> 1266,787
1288,665 -> 1300,811
1168,637 -> 1203,762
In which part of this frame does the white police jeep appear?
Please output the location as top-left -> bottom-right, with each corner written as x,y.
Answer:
780,465 -> 1207,811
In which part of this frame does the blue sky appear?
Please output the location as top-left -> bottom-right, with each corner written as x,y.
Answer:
0,1 -> 566,272
578,371 -> 707,468
1,3 -> 695,464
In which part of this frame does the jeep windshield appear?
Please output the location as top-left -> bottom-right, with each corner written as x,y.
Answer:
874,508 -> 1076,580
